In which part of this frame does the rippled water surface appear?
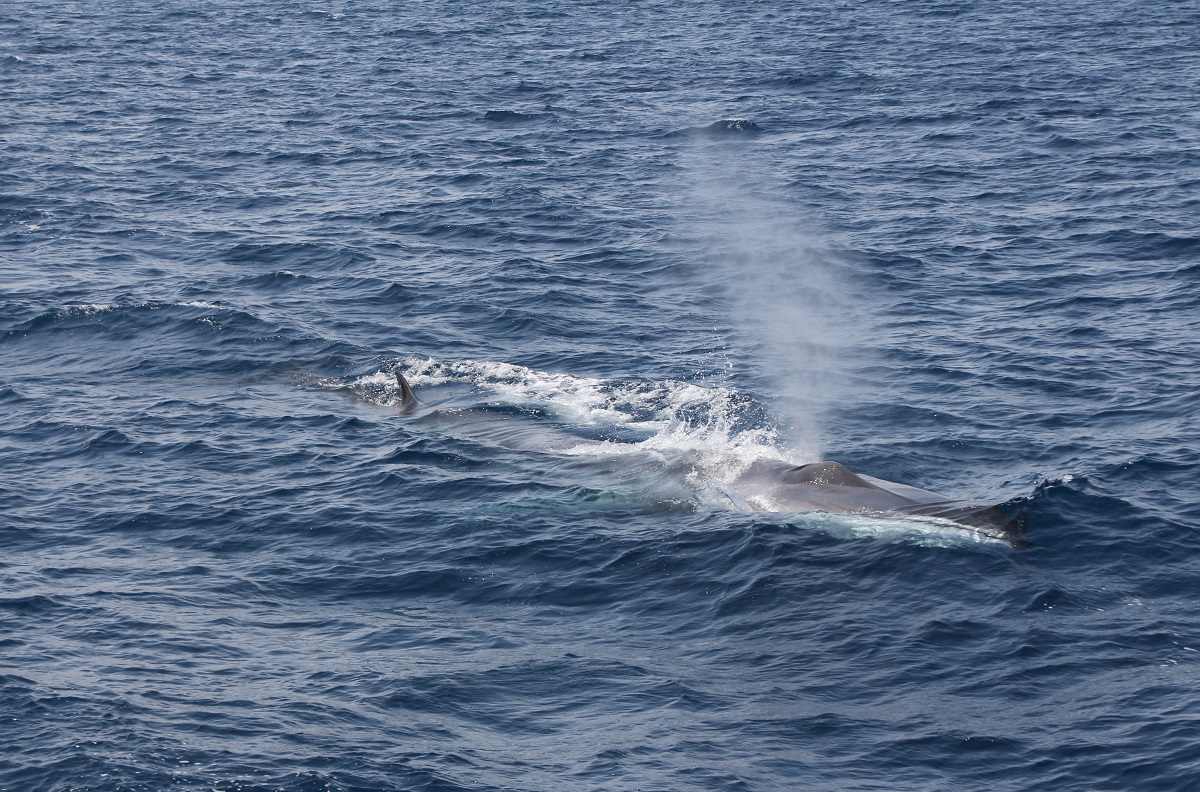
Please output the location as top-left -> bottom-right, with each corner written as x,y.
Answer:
3,1 -> 1199,790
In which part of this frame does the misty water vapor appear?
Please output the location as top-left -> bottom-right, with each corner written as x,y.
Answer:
678,140 -> 869,460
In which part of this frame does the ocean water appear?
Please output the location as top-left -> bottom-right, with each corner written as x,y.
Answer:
2,1 -> 1199,789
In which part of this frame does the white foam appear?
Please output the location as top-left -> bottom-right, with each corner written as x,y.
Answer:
61,303 -> 117,317
332,370 -> 402,405
58,301 -> 223,317
396,357 -> 621,422
389,356 -> 816,475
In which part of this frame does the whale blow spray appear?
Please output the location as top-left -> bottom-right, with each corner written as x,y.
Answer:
680,144 -> 868,459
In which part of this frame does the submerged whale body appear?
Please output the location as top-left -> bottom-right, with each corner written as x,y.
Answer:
665,119 -> 763,139
393,371 -> 1029,546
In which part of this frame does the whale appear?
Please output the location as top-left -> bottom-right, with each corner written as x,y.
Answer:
394,371 -> 1029,546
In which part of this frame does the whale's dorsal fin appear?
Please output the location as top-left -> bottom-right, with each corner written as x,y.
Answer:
395,370 -> 419,412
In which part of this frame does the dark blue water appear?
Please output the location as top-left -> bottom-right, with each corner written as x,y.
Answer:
3,1 -> 1199,789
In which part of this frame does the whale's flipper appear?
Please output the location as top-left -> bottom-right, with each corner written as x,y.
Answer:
395,370 -> 419,412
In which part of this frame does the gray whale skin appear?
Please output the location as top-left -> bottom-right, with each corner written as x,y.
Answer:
730,459 -> 1028,547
